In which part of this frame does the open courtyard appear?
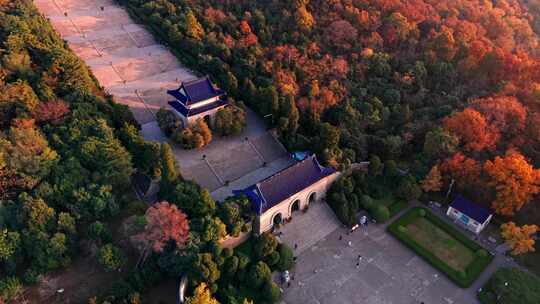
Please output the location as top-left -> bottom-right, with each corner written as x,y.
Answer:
278,205 -> 484,304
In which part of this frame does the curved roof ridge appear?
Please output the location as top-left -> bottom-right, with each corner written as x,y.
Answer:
257,155 -> 317,186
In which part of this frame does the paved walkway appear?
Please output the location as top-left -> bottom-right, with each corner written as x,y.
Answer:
34,0 -> 195,135
278,201 -> 342,255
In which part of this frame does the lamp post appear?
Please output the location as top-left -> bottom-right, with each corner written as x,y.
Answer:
264,113 -> 273,125
496,281 -> 509,303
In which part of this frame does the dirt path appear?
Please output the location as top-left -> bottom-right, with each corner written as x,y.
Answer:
34,0 -> 196,135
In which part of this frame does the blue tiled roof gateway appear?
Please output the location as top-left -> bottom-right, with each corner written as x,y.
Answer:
167,76 -> 225,106
235,155 -> 336,215
449,195 -> 492,223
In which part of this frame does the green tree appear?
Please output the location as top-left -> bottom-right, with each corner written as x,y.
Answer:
248,261 -> 271,288
0,81 -> 39,126
47,233 -> 70,268
371,205 -> 390,222
201,216 -> 227,242
98,244 -> 126,272
423,127 -> 458,159
217,198 -> 245,236
57,212 -> 76,235
118,123 -> 161,178
479,268 -> 540,304
79,135 -> 133,189
193,253 -> 221,285
257,86 -> 279,117
279,95 -> 299,137
0,276 -> 22,302
22,194 -> 56,232
316,122 -> 340,154
71,184 -> 118,220
369,155 -> 382,176
87,221 -> 112,244
165,180 -> 216,217
213,106 -> 246,136
276,243 -> 294,271
383,160 -> 398,179
396,175 -> 422,201
0,230 -> 20,262
255,233 -> 278,260
156,108 -> 181,135
160,143 -> 180,192
262,280 -> 281,303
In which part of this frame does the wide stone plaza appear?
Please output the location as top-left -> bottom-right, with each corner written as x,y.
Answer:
278,203 -> 481,304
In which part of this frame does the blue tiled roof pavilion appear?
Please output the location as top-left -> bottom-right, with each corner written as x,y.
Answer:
167,76 -> 227,117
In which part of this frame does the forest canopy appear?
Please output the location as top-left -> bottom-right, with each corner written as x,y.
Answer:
117,0 -> 540,214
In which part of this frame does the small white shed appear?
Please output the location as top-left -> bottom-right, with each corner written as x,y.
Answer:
446,195 -> 493,234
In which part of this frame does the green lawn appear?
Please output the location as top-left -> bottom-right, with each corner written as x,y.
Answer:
387,207 -> 493,287
406,217 -> 474,271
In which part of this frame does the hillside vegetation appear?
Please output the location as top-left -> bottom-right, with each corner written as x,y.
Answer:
119,0 -> 540,213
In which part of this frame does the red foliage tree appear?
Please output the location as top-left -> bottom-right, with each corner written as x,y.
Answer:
33,100 -> 70,125
440,152 -> 482,191
204,7 -> 227,24
238,20 -> 258,47
324,19 -> 357,50
136,201 -> 189,253
471,96 -> 527,144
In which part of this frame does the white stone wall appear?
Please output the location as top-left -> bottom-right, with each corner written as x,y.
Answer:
255,171 -> 341,234
446,206 -> 491,234
185,104 -> 226,127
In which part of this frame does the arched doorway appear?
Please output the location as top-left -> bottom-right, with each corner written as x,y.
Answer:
290,199 -> 301,215
273,213 -> 283,227
308,192 -> 317,204
203,114 -> 211,127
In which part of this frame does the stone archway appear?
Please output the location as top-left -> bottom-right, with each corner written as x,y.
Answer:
290,199 -> 301,216
308,192 -> 317,204
273,212 -> 283,227
203,114 -> 211,126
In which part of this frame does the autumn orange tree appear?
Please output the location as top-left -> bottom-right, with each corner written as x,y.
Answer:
471,96 -> 527,139
484,150 -> 540,216
500,222 -> 539,255
421,165 -> 442,193
440,153 -> 482,192
443,108 -> 498,152
136,201 -> 190,253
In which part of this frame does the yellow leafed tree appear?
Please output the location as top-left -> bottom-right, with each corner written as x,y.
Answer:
500,222 -> 539,255
186,11 -> 204,41
295,5 -> 314,31
484,150 -> 540,216
186,283 -> 220,304
421,165 -> 442,192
